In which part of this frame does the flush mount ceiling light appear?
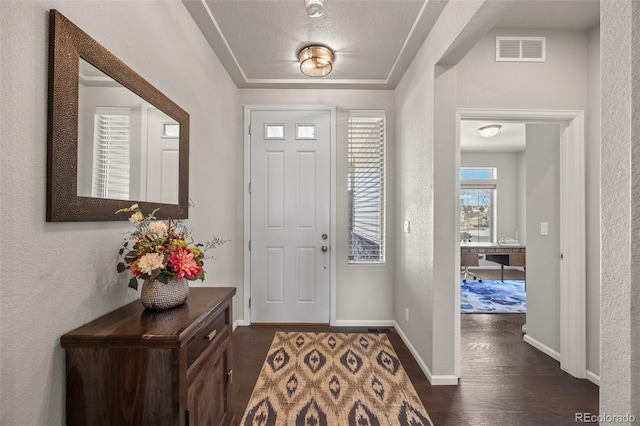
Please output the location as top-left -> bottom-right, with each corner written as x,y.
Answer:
305,0 -> 325,18
478,124 -> 502,138
298,45 -> 334,77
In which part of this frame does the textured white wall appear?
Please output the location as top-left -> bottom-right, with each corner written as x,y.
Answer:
461,152 -> 520,241
433,64 -> 459,376
457,29 -> 587,110
238,89 -> 396,322
585,25 -> 601,379
600,0 -> 639,419
525,124 -> 561,353
394,0 -> 511,379
633,1 -> 640,415
0,1 -> 240,424
517,151 -> 527,244
632,2 -> 640,416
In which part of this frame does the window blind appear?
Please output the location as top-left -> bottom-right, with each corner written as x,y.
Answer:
348,114 -> 385,263
91,108 -> 131,200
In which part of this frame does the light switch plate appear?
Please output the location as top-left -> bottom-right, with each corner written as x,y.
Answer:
541,222 -> 549,235
403,220 -> 410,233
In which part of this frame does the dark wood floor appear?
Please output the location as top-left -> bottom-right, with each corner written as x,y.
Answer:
232,268 -> 599,425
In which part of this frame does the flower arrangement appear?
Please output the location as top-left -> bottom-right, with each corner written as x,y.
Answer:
116,204 -> 227,290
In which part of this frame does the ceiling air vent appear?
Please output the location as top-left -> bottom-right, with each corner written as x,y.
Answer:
496,37 -> 546,62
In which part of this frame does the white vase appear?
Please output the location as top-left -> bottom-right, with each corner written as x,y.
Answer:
140,278 -> 189,310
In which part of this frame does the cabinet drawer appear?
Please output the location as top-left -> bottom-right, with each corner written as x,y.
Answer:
510,253 -> 526,266
461,253 -> 479,266
186,305 -> 229,368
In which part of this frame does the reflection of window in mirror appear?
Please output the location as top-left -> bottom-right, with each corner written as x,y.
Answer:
91,107 -> 131,200
460,168 -> 497,243
76,58 -> 179,204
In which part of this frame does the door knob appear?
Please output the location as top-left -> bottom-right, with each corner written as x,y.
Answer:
321,246 -> 328,252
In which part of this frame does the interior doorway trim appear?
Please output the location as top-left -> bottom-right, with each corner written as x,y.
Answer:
242,105 -> 338,326
457,108 -> 586,379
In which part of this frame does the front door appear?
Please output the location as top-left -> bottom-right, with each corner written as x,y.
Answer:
249,108 -> 332,323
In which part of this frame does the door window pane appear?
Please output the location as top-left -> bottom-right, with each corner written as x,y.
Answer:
265,124 -> 285,139
296,124 -> 315,139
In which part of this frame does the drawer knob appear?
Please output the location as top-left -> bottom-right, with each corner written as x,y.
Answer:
206,329 -> 218,341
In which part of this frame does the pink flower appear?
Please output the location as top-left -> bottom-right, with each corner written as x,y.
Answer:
168,247 -> 202,280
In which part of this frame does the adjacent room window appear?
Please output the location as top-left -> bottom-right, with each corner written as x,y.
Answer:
460,168 -> 496,243
91,107 -> 131,200
348,111 -> 386,263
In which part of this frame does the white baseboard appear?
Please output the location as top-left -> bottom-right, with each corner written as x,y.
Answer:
234,319 -> 395,329
233,319 -> 245,331
393,322 -> 459,386
523,335 -> 599,385
332,320 -> 395,327
586,370 -> 600,386
523,334 -> 561,361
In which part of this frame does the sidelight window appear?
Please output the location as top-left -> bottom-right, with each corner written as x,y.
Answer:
348,111 -> 386,263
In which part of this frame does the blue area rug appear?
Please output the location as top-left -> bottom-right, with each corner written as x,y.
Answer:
461,280 -> 526,313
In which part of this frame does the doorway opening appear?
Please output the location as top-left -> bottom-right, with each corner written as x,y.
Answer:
458,128 -> 527,316
456,109 -> 586,380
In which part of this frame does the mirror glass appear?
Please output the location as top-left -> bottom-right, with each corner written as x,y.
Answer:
77,59 -> 179,204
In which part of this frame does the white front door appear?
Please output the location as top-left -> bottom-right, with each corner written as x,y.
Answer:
250,108 -> 332,323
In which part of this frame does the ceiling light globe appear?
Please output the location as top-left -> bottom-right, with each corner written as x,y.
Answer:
298,46 -> 333,77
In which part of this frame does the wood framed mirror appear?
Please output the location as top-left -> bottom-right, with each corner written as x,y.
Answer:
47,9 -> 189,221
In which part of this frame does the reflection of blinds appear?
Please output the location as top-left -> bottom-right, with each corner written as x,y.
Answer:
348,114 -> 385,262
91,108 -> 131,199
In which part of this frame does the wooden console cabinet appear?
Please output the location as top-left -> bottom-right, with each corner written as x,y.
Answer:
61,287 -> 236,426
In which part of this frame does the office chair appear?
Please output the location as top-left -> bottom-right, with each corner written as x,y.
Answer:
460,232 -> 482,282
461,266 -> 482,282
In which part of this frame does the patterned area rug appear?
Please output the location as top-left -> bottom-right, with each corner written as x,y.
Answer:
241,332 -> 432,426
461,279 -> 526,313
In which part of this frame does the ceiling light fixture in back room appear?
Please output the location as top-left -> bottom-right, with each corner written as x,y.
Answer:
478,124 -> 502,138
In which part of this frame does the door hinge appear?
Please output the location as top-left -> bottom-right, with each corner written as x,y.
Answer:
227,370 -> 233,384
248,240 -> 251,251
248,297 -> 251,309
248,182 -> 251,193
560,253 -> 564,260
248,124 -> 251,135
185,409 -> 190,426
